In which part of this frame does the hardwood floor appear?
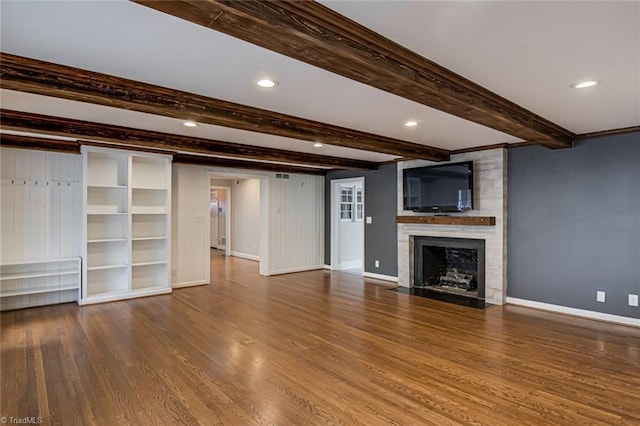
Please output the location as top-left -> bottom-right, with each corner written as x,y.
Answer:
2,254 -> 639,425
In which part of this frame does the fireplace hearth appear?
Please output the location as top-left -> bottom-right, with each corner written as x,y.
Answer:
413,236 -> 485,302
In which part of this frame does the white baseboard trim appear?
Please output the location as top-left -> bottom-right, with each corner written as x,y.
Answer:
506,297 -> 639,327
231,251 -> 260,262
323,264 -> 332,270
172,280 -> 209,289
336,260 -> 362,270
79,288 -> 172,305
363,272 -> 398,283
269,265 -> 325,275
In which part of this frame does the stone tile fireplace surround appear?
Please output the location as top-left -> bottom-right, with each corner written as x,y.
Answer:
397,149 -> 508,305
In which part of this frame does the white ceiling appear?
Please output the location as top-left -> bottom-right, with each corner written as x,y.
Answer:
1,1 -> 638,164
323,0 -> 640,133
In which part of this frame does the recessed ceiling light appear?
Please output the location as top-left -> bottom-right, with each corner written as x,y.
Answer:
183,121 -> 198,127
257,79 -> 278,88
313,143 -> 324,148
571,80 -> 599,89
404,120 -> 419,127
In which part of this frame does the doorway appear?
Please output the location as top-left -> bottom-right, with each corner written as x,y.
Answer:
207,172 -> 267,277
210,186 -> 231,256
330,177 -> 365,275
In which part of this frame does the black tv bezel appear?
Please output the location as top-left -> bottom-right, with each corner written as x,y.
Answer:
402,161 -> 474,213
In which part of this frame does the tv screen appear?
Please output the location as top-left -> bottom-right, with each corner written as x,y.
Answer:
403,161 -> 474,212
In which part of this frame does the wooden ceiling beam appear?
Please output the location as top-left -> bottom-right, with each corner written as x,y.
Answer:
0,133 -> 80,154
0,109 -> 378,170
0,132 -> 326,175
0,53 -> 449,161
173,154 -> 327,176
133,0 -> 574,149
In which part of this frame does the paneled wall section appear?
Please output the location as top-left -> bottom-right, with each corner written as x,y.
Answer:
172,164 -> 210,287
231,179 -> 261,260
268,173 -> 324,274
0,148 -> 82,309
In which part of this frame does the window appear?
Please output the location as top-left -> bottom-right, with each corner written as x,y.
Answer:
340,185 -> 363,221
340,186 -> 353,220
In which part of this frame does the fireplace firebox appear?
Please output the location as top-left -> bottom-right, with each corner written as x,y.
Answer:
413,236 -> 485,301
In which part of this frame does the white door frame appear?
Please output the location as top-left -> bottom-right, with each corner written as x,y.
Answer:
330,177 -> 365,273
210,185 -> 231,256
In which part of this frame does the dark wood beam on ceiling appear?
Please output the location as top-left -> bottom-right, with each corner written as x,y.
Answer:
0,53 -> 449,161
173,154 -> 327,176
133,0 -> 575,149
0,109 -> 378,170
0,131 -> 325,175
0,133 -> 80,154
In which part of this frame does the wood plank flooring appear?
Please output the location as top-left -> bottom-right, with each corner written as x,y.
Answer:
2,253 -> 639,425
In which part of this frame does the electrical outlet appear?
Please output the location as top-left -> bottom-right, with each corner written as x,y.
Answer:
629,294 -> 639,307
375,260 -> 380,268
596,291 -> 606,303
366,216 -> 373,224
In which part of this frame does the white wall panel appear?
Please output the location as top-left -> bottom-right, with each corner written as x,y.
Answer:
0,148 -> 82,310
171,164 -> 209,287
268,173 -> 324,274
231,179 -> 260,258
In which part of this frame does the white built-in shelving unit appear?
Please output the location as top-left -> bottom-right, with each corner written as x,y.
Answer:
0,258 -> 81,306
81,146 -> 172,305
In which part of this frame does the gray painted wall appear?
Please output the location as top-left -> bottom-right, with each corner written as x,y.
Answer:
508,132 -> 640,318
325,164 -> 398,277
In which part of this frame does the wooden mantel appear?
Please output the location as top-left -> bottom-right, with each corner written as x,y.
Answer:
396,215 -> 496,226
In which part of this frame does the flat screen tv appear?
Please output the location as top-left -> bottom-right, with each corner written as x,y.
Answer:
403,161 -> 474,212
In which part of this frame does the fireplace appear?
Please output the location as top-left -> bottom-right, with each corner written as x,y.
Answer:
398,150 -> 506,305
413,236 -> 485,301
